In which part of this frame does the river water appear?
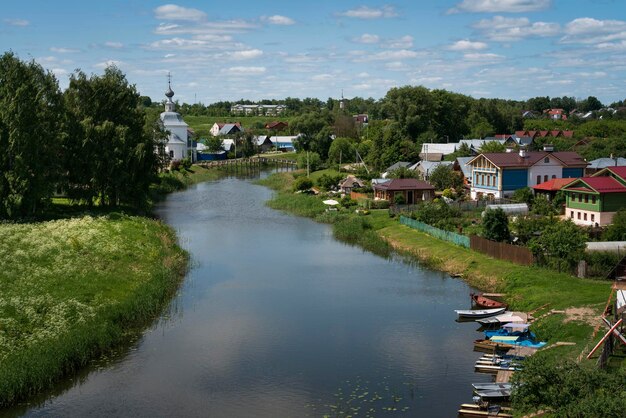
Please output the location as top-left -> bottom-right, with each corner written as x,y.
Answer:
8,175 -> 489,417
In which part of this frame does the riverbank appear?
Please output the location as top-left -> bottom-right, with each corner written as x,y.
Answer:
0,215 -> 187,406
0,166 -> 223,406
257,172 -> 614,364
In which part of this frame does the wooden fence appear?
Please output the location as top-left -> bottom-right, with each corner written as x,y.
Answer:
470,235 -> 534,266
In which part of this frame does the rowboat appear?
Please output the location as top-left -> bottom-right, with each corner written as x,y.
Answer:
477,312 -> 526,326
458,403 -> 513,418
471,383 -> 512,392
473,339 -> 517,352
471,292 -> 507,309
455,307 -> 506,319
473,388 -> 511,401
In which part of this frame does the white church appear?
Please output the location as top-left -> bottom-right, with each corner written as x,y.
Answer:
159,77 -> 196,163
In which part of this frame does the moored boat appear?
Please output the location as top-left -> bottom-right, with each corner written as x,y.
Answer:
458,403 -> 513,418
471,292 -> 507,309
455,307 -> 506,320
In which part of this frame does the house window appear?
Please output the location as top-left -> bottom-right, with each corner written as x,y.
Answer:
552,175 -> 556,179
592,196 -> 596,204
537,175 -> 541,185
487,176 -> 490,186
577,212 -> 581,220
544,157 -> 550,163
584,213 -> 587,221
572,193 -> 576,201
591,214 -> 595,222
481,174 -> 485,185
584,195 -> 588,203
570,211 -> 574,218
578,195 -> 582,202
544,175 -> 549,183
169,150 -> 174,158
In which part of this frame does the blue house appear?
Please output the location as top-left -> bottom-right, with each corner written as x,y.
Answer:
467,148 -> 587,199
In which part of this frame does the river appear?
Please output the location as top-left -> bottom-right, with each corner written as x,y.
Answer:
9,175 -> 489,417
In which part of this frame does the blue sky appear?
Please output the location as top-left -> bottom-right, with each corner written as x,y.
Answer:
2,0 -> 625,104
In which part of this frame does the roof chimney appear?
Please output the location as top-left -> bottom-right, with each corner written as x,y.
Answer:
519,148 -> 527,158
543,144 -> 554,152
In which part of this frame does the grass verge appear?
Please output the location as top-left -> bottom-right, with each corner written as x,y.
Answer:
0,214 -> 188,406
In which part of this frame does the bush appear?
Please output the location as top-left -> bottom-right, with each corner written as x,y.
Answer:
296,152 -> 321,172
170,160 -> 182,171
482,208 -> 510,242
512,187 -> 534,205
584,251 -> 621,278
412,200 -> 462,231
341,196 -> 357,208
370,200 -> 390,209
317,173 -> 343,190
180,157 -> 192,170
293,176 -> 313,192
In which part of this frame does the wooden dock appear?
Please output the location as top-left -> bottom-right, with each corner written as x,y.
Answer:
496,370 -> 514,383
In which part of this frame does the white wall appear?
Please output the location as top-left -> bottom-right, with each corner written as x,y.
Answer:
528,156 -> 562,186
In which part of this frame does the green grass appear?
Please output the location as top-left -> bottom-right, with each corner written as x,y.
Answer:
308,168 -> 342,183
0,214 -> 187,406
149,165 -> 223,201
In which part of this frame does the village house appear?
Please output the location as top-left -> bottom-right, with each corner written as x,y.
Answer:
210,122 -> 243,137
419,143 -> 457,161
339,175 -> 365,194
562,166 -> 626,226
373,178 -> 435,205
467,146 -> 587,199
230,104 -> 286,115
265,121 -> 288,131
409,160 -> 453,180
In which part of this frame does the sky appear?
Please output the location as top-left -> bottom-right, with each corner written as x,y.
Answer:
2,0 -> 626,105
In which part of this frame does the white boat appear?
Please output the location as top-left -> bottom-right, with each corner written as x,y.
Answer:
455,307 -> 506,319
471,383 -> 512,392
477,312 -> 526,326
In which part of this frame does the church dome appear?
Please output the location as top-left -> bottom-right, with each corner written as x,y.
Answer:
165,86 -> 175,99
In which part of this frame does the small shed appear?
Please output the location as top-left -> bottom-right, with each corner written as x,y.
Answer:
373,178 -> 435,205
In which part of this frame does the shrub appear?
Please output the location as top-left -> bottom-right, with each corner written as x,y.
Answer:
340,196 -> 357,208
394,193 -> 406,205
482,208 -> 510,242
170,160 -> 182,171
370,200 -> 390,209
293,176 -> 313,192
180,158 -> 192,170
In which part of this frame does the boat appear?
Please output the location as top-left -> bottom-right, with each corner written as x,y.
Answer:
458,403 -> 513,418
473,339 -> 517,352
471,292 -> 507,309
473,388 -> 511,401
484,323 -> 532,339
455,307 -> 506,319
477,312 -> 526,326
471,383 -> 512,392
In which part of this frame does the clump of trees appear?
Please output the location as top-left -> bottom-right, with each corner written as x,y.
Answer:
482,208 -> 510,242
0,52 -> 161,218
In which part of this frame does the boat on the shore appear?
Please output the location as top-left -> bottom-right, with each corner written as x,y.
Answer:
471,293 -> 507,309
458,403 -> 513,418
455,307 -> 506,319
477,312 -> 526,326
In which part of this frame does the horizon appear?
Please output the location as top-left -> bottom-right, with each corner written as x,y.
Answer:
2,1 -> 625,104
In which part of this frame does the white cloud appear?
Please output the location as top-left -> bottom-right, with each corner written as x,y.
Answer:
473,16 -> 560,41
338,5 -> 398,19
355,49 -> 419,62
154,20 -> 257,36
560,18 -> 626,44
387,35 -> 414,49
4,18 -> 29,26
95,60 -> 123,69
51,68 -> 68,77
353,33 -> 380,44
50,47 -> 80,53
104,41 -> 124,49
227,49 -> 264,59
262,15 -> 295,25
463,52 -> 505,61
222,66 -> 266,75
448,39 -> 488,51
448,0 -> 550,14
312,74 -> 334,81
154,4 -> 206,21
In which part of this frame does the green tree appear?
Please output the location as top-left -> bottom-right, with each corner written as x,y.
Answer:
296,151 -> 321,172
512,187 -> 534,205
604,208 -> 626,240
530,219 -> 587,272
203,136 -> 224,152
387,166 -> 419,179
64,66 -> 158,208
0,52 -> 64,218
428,164 -> 461,190
327,137 -> 355,164
531,194 -> 556,216
482,208 -> 510,242
479,140 -> 506,153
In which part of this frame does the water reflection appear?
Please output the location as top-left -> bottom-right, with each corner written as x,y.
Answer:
6,175 -> 488,418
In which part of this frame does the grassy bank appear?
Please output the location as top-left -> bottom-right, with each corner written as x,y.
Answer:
0,214 -> 187,406
258,172 -> 616,365
150,164 -> 224,200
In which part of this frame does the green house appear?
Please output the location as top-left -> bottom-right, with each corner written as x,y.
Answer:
562,166 -> 626,226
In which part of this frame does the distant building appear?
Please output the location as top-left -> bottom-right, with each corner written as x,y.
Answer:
210,122 -> 242,136
373,178 -> 435,204
265,121 -> 289,131
230,104 -> 286,115
353,114 -> 369,125
159,78 -> 195,162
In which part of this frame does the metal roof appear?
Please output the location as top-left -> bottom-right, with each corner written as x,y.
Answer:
373,178 -> 435,191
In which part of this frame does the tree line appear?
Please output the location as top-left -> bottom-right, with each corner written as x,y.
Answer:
0,52 -> 160,219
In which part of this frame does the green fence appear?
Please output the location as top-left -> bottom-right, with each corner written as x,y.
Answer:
399,216 -> 470,248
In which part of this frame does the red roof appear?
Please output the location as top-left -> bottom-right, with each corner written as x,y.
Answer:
562,130 -> 574,138
373,178 -> 435,191
532,178 -> 575,191
604,166 -> 626,181
538,130 -> 549,137
564,177 -> 626,193
265,121 -> 288,129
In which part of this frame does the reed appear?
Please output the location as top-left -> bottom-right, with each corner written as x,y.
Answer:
0,215 -> 187,406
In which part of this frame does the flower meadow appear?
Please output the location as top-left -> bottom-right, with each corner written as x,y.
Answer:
0,215 -> 187,406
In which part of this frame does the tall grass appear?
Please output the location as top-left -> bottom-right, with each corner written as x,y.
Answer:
0,215 -> 187,406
